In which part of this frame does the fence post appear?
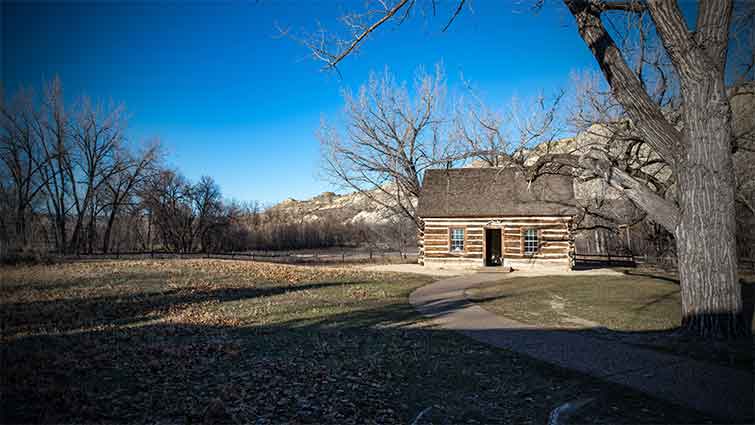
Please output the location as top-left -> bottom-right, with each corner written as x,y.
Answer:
342,251 -> 345,262
369,249 -> 373,262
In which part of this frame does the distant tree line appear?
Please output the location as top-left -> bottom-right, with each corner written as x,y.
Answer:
0,78 -> 412,259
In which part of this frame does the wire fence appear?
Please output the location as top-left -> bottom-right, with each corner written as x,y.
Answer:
572,252 -> 637,269
17,248 -> 420,266
572,252 -> 755,274
6,247 -> 753,274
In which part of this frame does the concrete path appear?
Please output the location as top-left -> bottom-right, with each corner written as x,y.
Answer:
409,273 -> 754,422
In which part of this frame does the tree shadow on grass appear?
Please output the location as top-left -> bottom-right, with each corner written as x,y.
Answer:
473,278 -> 753,372
415,292 -> 753,423
622,270 -> 680,284
2,280 -> 373,336
2,278 -> 89,293
631,287 -> 680,312
2,278 -> 752,425
6,298 -> 741,425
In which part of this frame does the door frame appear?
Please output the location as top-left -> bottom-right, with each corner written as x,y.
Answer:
484,227 -> 503,266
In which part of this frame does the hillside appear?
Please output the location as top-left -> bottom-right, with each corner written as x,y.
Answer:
266,188 -> 402,226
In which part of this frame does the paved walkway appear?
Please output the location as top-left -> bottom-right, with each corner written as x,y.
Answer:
409,273 -> 754,422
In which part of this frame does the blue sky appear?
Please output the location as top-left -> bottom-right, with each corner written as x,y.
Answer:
2,1 -> 599,204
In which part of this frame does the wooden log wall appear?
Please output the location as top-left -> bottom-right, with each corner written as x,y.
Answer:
421,216 -> 573,265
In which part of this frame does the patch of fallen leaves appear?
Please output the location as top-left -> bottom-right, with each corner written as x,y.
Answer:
163,300 -> 243,327
1,259 -> 715,425
1,259 -> 391,338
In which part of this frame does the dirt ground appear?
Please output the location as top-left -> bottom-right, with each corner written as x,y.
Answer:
359,263 -> 475,276
360,261 -> 622,277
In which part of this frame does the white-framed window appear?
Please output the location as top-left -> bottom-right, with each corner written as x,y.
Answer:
524,228 -> 538,254
450,228 -> 465,253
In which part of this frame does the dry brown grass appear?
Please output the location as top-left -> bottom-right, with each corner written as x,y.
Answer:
1,259 -> 717,424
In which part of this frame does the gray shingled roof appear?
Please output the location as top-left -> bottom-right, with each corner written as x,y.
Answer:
417,168 -> 577,218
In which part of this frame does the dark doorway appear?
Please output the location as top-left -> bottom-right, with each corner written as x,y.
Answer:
485,228 -> 502,266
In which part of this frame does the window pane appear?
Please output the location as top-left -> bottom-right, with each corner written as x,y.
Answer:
524,228 -> 538,254
450,228 -> 464,252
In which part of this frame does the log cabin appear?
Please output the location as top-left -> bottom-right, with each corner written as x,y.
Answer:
416,168 -> 578,269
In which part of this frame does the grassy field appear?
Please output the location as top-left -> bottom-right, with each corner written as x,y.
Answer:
467,271 -> 754,370
1,260 -> 717,424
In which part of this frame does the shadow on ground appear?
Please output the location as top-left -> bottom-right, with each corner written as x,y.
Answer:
2,278 -> 750,424
4,279 -> 373,334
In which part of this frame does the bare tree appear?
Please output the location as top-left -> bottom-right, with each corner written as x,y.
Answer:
66,98 -> 128,253
559,0 -> 752,337
0,78 -> 254,257
452,100 -> 511,167
190,175 -> 224,253
140,171 -> 227,253
36,77 -> 72,253
0,88 -> 51,250
100,141 -> 160,253
453,86 -> 567,168
141,170 -> 192,253
319,65 -> 460,229
296,0 -> 754,338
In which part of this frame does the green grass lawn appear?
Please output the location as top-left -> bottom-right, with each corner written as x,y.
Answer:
467,273 -> 687,331
1,260 -> 717,424
467,271 -> 754,370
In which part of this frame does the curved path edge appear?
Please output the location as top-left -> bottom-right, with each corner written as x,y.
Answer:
409,273 -> 753,422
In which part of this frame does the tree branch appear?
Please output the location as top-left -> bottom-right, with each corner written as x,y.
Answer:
579,148 -> 678,233
600,1 -> 647,13
324,0 -> 411,69
694,0 -> 733,68
529,149 -> 679,233
442,0 -> 466,32
564,0 -> 681,164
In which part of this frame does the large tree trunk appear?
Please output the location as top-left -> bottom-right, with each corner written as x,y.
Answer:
563,0 -> 749,338
87,202 -> 96,254
675,75 -> 746,337
56,212 -> 66,255
102,208 -> 118,254
651,0 -> 747,337
69,206 -> 86,254
14,204 -> 27,250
